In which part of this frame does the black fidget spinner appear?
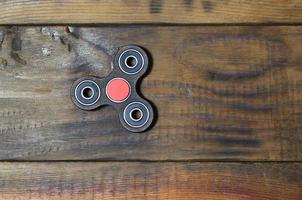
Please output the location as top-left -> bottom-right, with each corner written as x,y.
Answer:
71,45 -> 154,132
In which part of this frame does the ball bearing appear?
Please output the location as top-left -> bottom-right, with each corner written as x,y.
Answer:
123,102 -> 151,129
117,46 -> 148,75
72,79 -> 101,110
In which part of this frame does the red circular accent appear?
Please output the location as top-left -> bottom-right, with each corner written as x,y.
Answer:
106,78 -> 131,103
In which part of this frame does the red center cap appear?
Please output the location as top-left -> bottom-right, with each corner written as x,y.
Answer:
106,78 -> 131,103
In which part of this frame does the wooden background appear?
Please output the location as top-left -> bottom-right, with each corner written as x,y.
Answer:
0,0 -> 301,199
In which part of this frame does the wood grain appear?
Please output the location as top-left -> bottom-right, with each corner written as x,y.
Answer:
0,162 -> 300,200
0,26 -> 302,161
0,0 -> 301,24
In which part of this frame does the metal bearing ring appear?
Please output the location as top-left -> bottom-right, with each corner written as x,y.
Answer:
123,102 -> 151,129
117,46 -> 148,75
73,79 -> 101,110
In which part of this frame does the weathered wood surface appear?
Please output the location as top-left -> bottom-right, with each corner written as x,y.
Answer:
0,26 -> 301,161
0,0 -> 302,24
0,162 -> 300,200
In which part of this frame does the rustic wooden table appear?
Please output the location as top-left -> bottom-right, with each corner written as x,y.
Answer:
0,0 -> 301,199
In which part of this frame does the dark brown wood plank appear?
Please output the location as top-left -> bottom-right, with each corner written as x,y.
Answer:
0,162 -> 300,199
0,0 -> 302,24
0,26 -> 302,161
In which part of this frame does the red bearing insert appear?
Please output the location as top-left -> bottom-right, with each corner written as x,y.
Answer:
106,78 -> 131,103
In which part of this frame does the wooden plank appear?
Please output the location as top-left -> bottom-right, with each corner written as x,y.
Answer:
0,162 -> 300,199
0,26 -> 302,161
0,0 -> 301,24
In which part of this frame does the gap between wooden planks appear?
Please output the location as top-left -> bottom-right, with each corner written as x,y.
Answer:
0,162 -> 300,200
0,0 -> 301,24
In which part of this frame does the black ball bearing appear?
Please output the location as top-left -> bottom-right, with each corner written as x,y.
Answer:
71,78 -> 101,110
117,46 -> 148,75
123,102 -> 150,128
121,101 -> 154,132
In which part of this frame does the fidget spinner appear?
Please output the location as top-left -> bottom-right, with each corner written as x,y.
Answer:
71,45 -> 154,132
